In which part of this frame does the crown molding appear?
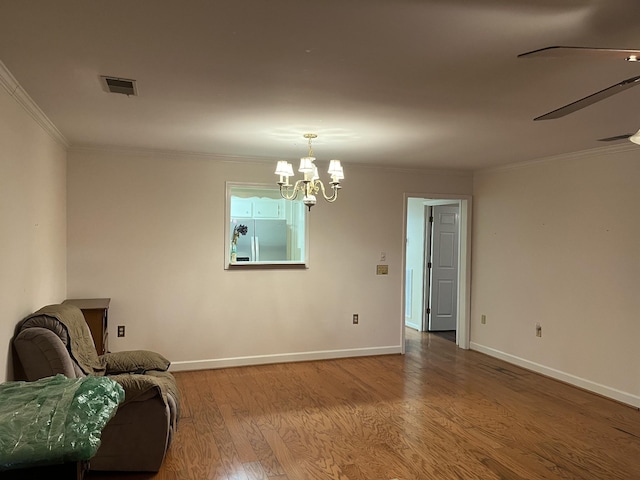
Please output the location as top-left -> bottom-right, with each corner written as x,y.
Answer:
475,142 -> 639,175
69,143 -> 276,165
0,60 -> 68,148
69,143 -> 474,177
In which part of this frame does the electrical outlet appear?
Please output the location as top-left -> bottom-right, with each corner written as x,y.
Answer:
353,314 -> 359,324
481,314 -> 486,325
117,325 -> 125,337
536,323 -> 542,337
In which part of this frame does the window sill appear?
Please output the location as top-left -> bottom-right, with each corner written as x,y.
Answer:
226,261 -> 308,270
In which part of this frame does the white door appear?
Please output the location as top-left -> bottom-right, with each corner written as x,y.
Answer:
428,205 -> 459,331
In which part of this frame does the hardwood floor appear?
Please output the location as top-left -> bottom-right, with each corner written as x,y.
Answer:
87,329 -> 640,479
431,330 -> 456,343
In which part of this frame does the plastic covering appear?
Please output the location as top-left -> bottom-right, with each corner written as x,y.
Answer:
0,374 -> 124,471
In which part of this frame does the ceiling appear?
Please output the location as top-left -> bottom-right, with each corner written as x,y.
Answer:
1,0 -> 640,170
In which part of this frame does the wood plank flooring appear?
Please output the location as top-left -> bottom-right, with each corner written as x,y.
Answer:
87,329 -> 640,479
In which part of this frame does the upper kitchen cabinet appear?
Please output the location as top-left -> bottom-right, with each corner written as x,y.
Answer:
253,198 -> 283,218
230,197 -> 253,217
231,197 -> 284,219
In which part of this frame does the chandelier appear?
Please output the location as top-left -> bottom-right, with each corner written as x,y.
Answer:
275,133 -> 344,211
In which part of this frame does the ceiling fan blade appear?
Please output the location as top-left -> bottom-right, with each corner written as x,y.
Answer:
518,46 -> 640,60
597,133 -> 633,142
534,75 -> 640,121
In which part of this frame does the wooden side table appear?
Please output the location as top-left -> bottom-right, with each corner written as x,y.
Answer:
63,298 -> 111,355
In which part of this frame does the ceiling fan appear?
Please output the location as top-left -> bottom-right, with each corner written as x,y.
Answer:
518,46 -> 640,121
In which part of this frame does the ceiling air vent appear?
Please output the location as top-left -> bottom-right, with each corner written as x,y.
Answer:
100,76 -> 138,96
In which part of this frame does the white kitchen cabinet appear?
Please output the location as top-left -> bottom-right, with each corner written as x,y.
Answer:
230,197 -> 253,217
253,198 -> 283,218
230,197 -> 284,219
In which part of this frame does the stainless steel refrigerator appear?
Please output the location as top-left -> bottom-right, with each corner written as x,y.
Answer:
232,219 -> 287,262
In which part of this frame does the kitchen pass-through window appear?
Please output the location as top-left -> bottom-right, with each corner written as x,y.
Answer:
225,183 -> 308,268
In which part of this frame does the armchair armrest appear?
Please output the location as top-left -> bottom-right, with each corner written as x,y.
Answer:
14,327 -> 80,380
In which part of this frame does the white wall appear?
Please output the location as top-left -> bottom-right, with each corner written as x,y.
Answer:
67,147 -> 472,370
471,148 -> 640,407
0,66 -> 67,381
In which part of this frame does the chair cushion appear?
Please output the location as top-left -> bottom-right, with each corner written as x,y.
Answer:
101,350 -> 170,375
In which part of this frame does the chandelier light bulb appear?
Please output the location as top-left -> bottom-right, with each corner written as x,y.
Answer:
284,162 -> 294,177
298,157 -> 315,173
275,161 -> 290,176
328,159 -> 342,175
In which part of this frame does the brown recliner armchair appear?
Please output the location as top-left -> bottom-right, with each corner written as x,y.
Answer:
13,303 -> 179,472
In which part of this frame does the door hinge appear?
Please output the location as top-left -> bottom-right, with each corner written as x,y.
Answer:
429,215 -> 434,223
426,307 -> 431,314
427,262 -> 432,269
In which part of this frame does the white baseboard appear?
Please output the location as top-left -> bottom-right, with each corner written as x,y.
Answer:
405,321 -> 421,330
470,342 -> 640,409
170,345 -> 402,372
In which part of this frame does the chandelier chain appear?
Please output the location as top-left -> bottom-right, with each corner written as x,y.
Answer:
304,133 -> 317,157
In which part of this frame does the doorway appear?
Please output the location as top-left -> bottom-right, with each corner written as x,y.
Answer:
403,195 -> 471,350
